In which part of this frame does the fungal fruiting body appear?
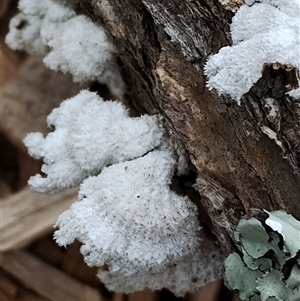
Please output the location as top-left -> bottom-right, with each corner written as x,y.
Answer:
205,0 -> 300,102
6,0 -> 125,97
10,0 -> 225,296
23,90 -> 164,193
24,90 -> 224,296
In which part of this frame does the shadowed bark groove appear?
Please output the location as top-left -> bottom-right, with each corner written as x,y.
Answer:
83,0 -> 300,253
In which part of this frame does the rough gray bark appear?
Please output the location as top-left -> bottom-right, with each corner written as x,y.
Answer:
81,0 -> 300,253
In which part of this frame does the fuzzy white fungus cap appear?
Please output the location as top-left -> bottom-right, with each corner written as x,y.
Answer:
24,90 -> 164,193
54,150 -> 224,296
205,0 -> 300,102
99,240 -> 224,297
6,0 -> 125,97
43,15 -> 125,97
5,13 -> 47,56
6,0 -> 75,55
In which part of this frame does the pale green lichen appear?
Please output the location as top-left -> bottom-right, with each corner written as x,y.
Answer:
265,210 -> 300,258
224,210 -> 300,301
224,252 -> 263,300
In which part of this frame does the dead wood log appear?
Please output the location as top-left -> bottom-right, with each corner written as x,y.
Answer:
80,0 -> 300,253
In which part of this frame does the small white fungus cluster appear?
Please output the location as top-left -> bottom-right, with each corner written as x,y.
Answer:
24,90 -> 164,193
205,0 -> 300,102
6,0 -> 125,97
24,89 -> 224,295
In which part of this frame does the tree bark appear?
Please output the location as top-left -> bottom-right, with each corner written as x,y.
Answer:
81,0 -> 300,253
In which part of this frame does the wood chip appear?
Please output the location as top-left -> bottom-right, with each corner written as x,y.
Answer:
0,186 -> 77,251
0,250 -> 102,301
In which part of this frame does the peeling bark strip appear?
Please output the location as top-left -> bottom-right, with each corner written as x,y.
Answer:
83,0 -> 300,252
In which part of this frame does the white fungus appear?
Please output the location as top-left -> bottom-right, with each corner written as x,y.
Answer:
6,0 -> 125,97
43,15 -> 125,97
5,13 -> 47,56
6,0 -> 75,56
24,89 -> 224,294
14,0 -> 225,295
55,150 -> 224,296
205,0 -> 300,102
24,90 -> 164,193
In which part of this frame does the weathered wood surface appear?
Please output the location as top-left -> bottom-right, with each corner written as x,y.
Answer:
82,0 -> 300,252
0,250 -> 102,301
1,56 -> 80,152
0,186 -> 77,251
